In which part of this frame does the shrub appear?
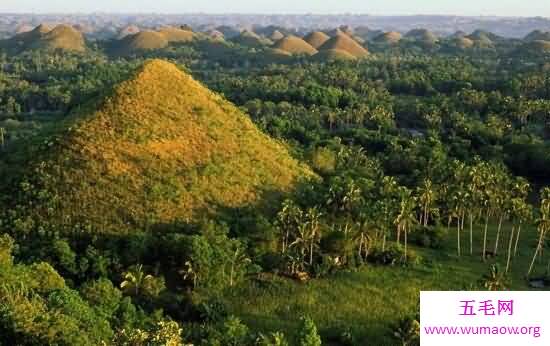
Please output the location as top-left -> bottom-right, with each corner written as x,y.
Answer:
368,244 -> 421,266
411,226 -> 446,249
298,316 -> 322,346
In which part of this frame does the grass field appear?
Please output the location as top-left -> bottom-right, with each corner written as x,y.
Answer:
222,223 -> 545,345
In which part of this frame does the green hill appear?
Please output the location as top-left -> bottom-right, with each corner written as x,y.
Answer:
7,60 -> 313,233
524,30 -> 550,42
515,40 -> 550,56
405,28 -> 438,46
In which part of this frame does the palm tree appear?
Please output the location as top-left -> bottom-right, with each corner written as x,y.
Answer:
467,164 -> 485,256
527,188 -> 550,277
395,188 -> 417,261
417,178 -> 436,226
305,207 -> 323,266
276,200 -> 303,254
513,202 -> 533,257
120,264 -> 155,297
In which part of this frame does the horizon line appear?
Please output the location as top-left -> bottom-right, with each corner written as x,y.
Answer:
0,12 -> 548,19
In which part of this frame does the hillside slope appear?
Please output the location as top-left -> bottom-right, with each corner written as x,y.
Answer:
8,60 -> 313,233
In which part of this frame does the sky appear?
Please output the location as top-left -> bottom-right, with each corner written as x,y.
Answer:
0,0 -> 549,17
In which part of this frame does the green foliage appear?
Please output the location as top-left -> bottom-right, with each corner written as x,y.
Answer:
298,316 -> 322,346
256,332 -> 289,346
182,222 -> 252,291
80,278 -> 123,317
392,315 -> 420,346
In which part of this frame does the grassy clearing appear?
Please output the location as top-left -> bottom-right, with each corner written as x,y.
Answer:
222,223 -> 543,344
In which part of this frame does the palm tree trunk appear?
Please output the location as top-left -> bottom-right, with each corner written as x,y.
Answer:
397,224 -> 401,245
457,219 -> 461,257
527,228 -> 546,277
505,226 -> 515,273
513,224 -> 522,257
483,211 -> 489,261
493,214 -> 504,255
404,226 -> 408,261
469,213 -> 474,256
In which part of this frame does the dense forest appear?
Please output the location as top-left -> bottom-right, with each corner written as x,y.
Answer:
0,23 -> 549,345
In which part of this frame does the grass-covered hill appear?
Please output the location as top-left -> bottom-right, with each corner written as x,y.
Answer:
373,31 -> 402,45
157,26 -> 195,43
272,35 -> 318,55
231,30 -> 273,47
524,30 -> 550,42
115,31 -> 169,54
405,28 -> 438,44
317,33 -> 369,59
303,31 -> 331,49
515,40 -> 550,56
4,24 -> 86,52
6,59 -> 313,233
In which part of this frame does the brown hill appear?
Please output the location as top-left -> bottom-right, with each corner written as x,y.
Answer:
313,49 -> 356,61
158,27 -> 195,43
273,35 -> 318,55
373,31 -> 402,44
8,60 -> 313,233
270,30 -> 285,41
318,33 -> 369,58
451,37 -> 474,49
11,24 -> 52,46
15,24 -> 34,34
26,24 -> 86,52
116,31 -> 169,54
232,30 -> 272,47
118,25 -> 140,39
303,31 -> 331,49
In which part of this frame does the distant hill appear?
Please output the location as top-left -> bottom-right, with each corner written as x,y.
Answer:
466,30 -> 499,48
303,31 -> 331,49
115,31 -> 169,54
216,25 -> 241,39
232,30 -> 272,47
405,28 -> 438,45
272,35 -> 317,55
6,24 -> 86,52
7,60 -> 313,233
515,40 -> 550,56
449,37 -> 475,49
269,30 -> 285,41
373,31 -> 402,44
157,26 -> 195,43
117,25 -> 140,39
524,30 -> 550,42
318,33 -> 369,58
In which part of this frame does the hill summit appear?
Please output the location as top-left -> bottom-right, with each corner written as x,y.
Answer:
317,33 -> 369,58
7,24 -> 85,52
273,35 -> 318,55
9,60 -> 313,233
